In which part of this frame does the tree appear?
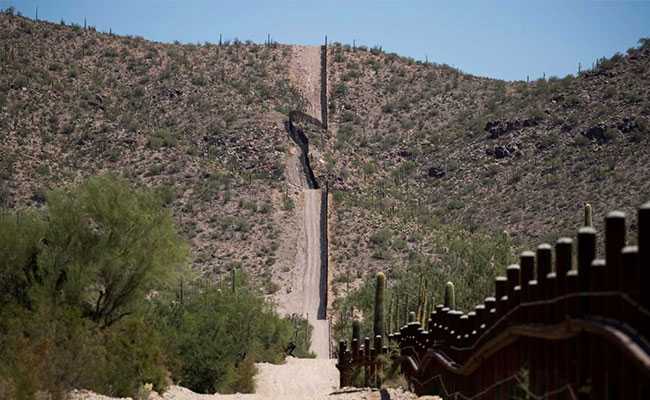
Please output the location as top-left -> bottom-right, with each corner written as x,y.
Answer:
36,174 -> 188,327
0,210 -> 47,309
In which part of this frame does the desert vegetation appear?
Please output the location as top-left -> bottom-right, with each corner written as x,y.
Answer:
1,7 -> 650,397
0,175 -> 311,399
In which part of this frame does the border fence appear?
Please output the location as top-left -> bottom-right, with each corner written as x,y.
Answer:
337,202 -> 650,399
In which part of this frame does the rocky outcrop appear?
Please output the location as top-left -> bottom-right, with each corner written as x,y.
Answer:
486,143 -> 520,159
485,118 -> 539,139
582,124 -> 610,143
427,166 -> 445,178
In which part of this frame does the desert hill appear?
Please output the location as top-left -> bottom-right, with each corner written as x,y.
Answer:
2,11 -> 649,310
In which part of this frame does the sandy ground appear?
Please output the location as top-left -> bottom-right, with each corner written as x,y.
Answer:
70,358 -> 420,399
154,358 -> 336,400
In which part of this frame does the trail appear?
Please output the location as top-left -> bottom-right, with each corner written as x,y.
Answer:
278,45 -> 331,359
288,46 -> 322,121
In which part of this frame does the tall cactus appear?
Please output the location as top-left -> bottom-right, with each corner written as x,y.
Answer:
584,203 -> 593,227
373,272 -> 385,339
231,267 -> 237,294
444,281 -> 456,310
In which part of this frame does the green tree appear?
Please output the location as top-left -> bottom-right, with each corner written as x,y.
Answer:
38,175 -> 188,327
0,175 -> 189,398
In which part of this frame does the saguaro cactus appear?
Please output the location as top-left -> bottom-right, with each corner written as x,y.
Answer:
373,272 -> 385,339
444,281 -> 456,310
231,268 -> 237,294
584,203 -> 593,227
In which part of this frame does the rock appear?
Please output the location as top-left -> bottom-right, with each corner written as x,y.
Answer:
418,396 -> 443,400
494,145 -> 511,159
617,118 -> 638,133
427,166 -> 446,178
582,124 -> 610,143
489,144 -> 520,159
485,118 -> 538,139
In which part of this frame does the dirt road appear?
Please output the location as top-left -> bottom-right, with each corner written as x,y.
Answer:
281,44 -> 330,358
156,358 -> 337,400
302,189 -> 329,358
289,45 -> 322,120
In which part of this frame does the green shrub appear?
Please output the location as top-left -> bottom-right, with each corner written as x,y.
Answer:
0,175 -> 188,398
333,226 -> 512,342
151,282 -> 304,393
148,128 -> 177,149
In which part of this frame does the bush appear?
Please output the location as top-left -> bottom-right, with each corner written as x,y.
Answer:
0,175 -> 188,398
148,128 -> 177,149
333,226 -> 512,343
151,282 -> 307,393
0,176 -> 315,398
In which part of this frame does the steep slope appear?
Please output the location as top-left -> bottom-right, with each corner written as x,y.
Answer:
278,46 -> 330,358
321,42 -> 650,306
3,11 -> 649,322
0,13 -> 307,292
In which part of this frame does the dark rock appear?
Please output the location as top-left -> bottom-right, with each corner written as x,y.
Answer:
398,150 -> 414,160
489,144 -> 520,159
494,146 -> 511,159
30,191 -> 46,205
485,118 -> 539,139
427,166 -> 446,178
561,123 -> 573,133
161,87 -> 182,99
582,124 -> 610,143
617,118 -> 638,133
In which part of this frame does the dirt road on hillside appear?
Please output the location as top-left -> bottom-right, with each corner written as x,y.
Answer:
289,46 -> 322,120
280,45 -> 330,359
302,189 -> 329,358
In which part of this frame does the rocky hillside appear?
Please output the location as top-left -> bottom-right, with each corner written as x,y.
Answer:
2,11 -> 649,309
319,41 -> 650,301
0,12 -> 308,293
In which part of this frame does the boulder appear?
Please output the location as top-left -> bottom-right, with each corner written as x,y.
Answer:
485,118 -> 539,139
617,118 -> 638,133
582,124 -> 610,143
488,144 -> 520,159
427,166 -> 446,178
494,145 -> 511,159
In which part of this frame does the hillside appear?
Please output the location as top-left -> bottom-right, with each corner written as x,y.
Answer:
2,11 -> 649,315
0,12 -> 309,295
319,41 -> 650,305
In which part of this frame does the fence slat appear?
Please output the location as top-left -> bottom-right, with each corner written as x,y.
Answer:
340,202 -> 650,399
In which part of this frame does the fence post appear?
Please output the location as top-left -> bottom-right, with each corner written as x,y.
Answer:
578,227 -> 597,294
337,340 -> 351,387
364,337 -> 371,387
639,203 -> 650,311
605,211 -> 626,290
520,251 -> 535,301
506,264 -> 521,315
495,276 -> 508,319
484,297 -> 496,329
374,334 -> 383,387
